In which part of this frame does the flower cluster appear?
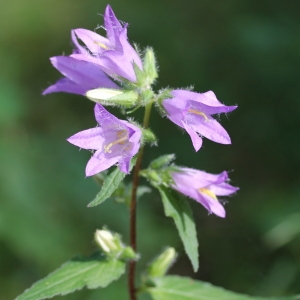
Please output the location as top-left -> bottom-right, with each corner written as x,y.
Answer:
44,5 -> 238,217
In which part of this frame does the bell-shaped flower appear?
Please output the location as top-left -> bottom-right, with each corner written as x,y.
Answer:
67,104 -> 142,176
170,168 -> 239,218
70,5 -> 143,82
43,56 -> 119,96
162,90 -> 237,151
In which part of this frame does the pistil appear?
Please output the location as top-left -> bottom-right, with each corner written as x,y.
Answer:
104,130 -> 129,153
188,109 -> 209,121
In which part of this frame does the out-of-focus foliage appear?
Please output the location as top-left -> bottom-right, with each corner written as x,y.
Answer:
1,0 -> 300,299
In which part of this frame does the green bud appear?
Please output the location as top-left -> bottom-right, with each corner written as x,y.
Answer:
94,229 -> 138,261
147,247 -> 177,278
94,229 -> 119,254
86,88 -> 139,107
149,154 -> 175,170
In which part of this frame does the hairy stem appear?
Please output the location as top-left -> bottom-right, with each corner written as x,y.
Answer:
128,102 -> 153,300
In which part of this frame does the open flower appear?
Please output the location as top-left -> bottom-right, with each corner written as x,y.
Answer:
71,5 -> 143,82
170,168 -> 238,218
43,56 -> 119,96
162,90 -> 237,151
67,104 -> 142,176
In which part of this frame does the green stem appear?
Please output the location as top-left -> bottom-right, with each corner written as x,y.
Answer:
128,101 -> 153,300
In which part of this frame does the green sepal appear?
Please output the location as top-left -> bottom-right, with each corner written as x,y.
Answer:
143,47 -> 158,85
149,154 -> 175,170
16,252 -> 126,300
133,61 -> 148,88
156,88 -> 173,109
141,89 -> 155,106
142,128 -> 157,144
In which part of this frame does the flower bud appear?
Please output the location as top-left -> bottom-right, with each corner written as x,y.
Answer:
86,88 -> 138,107
147,247 -> 177,278
94,229 -> 119,253
94,229 -> 138,261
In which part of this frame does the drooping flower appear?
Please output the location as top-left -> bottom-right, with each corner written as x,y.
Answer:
43,56 -> 119,96
162,90 -> 237,151
67,104 -> 142,176
70,5 -> 143,82
170,168 -> 238,218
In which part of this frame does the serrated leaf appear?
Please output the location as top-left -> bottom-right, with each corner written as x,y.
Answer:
157,186 -> 199,272
88,167 -> 126,207
88,158 -> 136,207
147,276 -> 300,300
16,252 -> 126,300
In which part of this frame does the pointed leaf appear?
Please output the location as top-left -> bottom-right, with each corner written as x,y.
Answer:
157,186 -> 199,272
16,252 -> 126,300
88,158 -> 136,207
147,276 -> 300,300
88,167 -> 126,207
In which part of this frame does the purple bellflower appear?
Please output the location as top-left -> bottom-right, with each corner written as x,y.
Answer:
170,168 -> 238,218
67,104 -> 142,176
162,90 -> 237,151
43,56 -> 119,96
71,5 -> 143,82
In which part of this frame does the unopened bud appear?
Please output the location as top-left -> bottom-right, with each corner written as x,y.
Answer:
94,229 -> 138,261
147,247 -> 177,278
94,229 -> 118,253
86,88 -> 138,107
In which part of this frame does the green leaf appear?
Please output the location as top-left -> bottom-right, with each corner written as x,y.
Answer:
147,276 -> 300,300
88,167 -> 126,207
16,252 -> 126,300
157,186 -> 199,272
88,157 -> 136,207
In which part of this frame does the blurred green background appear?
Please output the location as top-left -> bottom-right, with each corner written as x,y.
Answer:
1,0 -> 300,299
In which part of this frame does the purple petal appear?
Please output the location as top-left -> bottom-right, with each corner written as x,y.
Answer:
104,5 -> 123,48
118,156 -> 131,174
94,104 -> 123,127
73,28 -> 109,54
42,78 -> 86,95
67,127 -> 105,150
71,30 -> 88,55
99,51 -> 138,82
172,90 -> 223,107
190,100 -> 237,115
182,122 -> 202,151
210,183 -> 239,196
118,27 -> 143,70
50,56 -> 119,90
85,153 -> 120,176
190,117 -> 231,144
197,194 -> 226,218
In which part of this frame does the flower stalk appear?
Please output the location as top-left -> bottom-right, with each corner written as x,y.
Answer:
128,101 -> 153,300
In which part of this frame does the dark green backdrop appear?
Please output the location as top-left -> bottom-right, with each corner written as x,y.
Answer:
1,1 -> 300,299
